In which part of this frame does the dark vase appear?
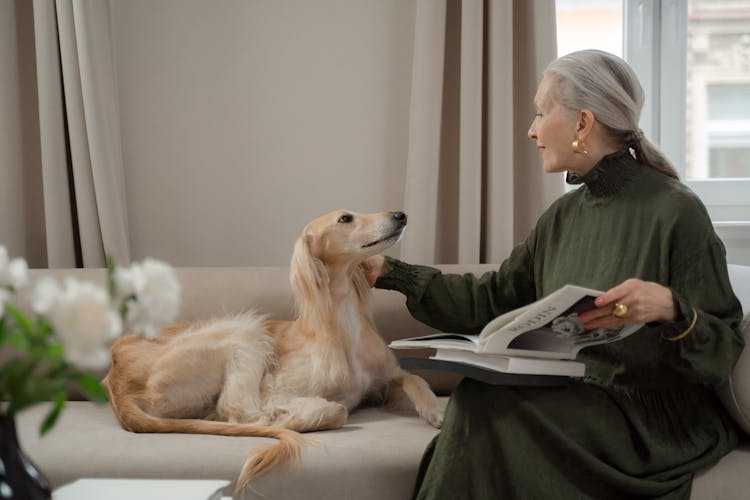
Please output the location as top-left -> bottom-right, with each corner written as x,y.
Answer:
0,415 -> 51,500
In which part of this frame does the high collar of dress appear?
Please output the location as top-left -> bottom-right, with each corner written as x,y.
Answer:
565,148 -> 640,197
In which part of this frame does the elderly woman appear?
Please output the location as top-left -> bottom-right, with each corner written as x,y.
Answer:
364,50 -> 744,499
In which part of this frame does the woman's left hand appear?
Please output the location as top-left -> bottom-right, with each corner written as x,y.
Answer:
577,279 -> 680,329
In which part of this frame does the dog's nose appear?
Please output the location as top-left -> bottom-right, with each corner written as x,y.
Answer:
391,211 -> 407,223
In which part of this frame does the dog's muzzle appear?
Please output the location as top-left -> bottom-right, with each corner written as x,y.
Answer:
361,212 -> 407,248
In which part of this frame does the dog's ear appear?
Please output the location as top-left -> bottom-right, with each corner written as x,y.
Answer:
290,234 -> 331,317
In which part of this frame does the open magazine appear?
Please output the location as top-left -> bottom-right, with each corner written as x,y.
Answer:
390,284 -> 644,378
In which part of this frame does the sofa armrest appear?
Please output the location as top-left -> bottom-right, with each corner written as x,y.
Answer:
718,264 -> 750,434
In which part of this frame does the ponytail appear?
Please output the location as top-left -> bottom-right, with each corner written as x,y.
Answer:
622,129 -> 679,180
632,136 -> 679,180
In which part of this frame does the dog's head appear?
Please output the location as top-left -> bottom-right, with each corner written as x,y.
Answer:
290,210 -> 407,315
298,210 -> 407,265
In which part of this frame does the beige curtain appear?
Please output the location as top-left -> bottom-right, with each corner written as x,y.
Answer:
400,0 -> 562,265
32,0 -> 129,268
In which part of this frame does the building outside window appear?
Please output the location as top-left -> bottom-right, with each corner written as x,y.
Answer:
688,1 -> 750,179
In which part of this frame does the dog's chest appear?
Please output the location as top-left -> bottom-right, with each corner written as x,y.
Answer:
272,335 -> 384,409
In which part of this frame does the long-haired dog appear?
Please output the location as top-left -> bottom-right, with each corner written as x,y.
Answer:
102,210 -> 443,491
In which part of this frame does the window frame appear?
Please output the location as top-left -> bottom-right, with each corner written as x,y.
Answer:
623,0 -> 750,223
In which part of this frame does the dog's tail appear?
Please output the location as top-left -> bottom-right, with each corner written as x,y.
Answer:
236,429 -> 310,490
105,381 -> 312,492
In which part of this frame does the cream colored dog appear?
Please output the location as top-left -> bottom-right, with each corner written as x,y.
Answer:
103,210 -> 443,491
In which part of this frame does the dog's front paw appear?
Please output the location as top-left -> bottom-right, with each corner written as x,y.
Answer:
420,401 -> 446,428
326,402 -> 349,429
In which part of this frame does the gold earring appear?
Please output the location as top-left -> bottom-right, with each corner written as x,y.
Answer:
572,138 -> 588,155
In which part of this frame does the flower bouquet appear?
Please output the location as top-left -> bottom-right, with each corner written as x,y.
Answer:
0,245 -> 180,499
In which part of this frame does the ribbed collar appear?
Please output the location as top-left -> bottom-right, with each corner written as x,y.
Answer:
565,148 -> 641,197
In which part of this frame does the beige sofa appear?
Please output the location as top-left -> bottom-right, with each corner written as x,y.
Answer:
14,264 -> 750,499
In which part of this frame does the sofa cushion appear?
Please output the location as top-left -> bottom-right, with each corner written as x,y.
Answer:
17,401 -> 442,499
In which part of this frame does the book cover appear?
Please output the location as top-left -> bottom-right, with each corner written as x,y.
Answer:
399,357 -> 572,387
431,349 -> 585,377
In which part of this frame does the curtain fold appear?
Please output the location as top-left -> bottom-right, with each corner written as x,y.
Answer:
32,0 -> 130,268
401,0 -> 448,265
457,0 -> 483,264
32,0 -> 76,268
401,0 -> 561,265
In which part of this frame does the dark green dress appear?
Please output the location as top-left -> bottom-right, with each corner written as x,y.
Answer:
376,150 -> 745,500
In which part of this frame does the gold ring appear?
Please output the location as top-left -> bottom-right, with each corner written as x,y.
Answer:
611,302 -> 628,319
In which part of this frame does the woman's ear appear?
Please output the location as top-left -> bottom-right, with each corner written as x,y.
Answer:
577,109 -> 595,141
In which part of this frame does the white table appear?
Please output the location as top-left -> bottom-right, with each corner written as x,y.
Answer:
53,478 -> 231,500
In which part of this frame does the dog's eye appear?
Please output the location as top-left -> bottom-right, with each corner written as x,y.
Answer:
338,214 -> 354,224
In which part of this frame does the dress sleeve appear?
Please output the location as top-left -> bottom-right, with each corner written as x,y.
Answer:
661,238 -> 745,386
375,236 -> 537,335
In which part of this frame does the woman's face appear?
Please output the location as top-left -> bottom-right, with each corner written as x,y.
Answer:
527,76 -> 579,174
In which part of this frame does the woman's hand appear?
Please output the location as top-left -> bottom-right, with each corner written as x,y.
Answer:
577,279 -> 680,329
360,255 -> 386,287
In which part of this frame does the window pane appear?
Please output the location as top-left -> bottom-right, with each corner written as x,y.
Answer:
706,83 -> 750,177
709,147 -> 750,177
556,0 -> 623,58
687,0 -> 750,179
707,84 -> 750,120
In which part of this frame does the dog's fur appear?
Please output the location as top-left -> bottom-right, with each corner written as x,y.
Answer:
102,210 -> 443,491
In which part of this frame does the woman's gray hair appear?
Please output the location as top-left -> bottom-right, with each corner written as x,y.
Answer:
544,49 -> 679,180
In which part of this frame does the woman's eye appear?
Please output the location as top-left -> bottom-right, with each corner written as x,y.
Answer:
338,214 -> 353,223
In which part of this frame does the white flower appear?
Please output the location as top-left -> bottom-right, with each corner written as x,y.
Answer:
116,258 -> 180,337
0,246 -> 28,290
8,258 -> 29,289
31,277 -> 62,315
45,278 -> 122,370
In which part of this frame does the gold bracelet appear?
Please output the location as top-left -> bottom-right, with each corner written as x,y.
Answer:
662,307 -> 698,341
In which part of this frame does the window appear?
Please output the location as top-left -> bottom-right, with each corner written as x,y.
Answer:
686,2 -> 750,180
557,0 -> 750,225
556,0 -> 623,58
705,84 -> 750,178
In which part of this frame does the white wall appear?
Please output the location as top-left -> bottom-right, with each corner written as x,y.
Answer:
110,0 -> 416,266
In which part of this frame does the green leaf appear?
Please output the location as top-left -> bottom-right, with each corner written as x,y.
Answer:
42,342 -> 64,363
120,293 -> 137,321
73,372 -> 108,404
40,391 -> 67,435
106,254 -> 117,299
16,376 -> 64,408
3,304 -> 32,335
35,317 -> 53,342
6,329 -> 30,352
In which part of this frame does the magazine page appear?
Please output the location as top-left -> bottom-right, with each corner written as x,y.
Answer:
477,285 -> 642,358
389,333 -> 480,351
